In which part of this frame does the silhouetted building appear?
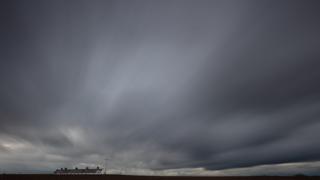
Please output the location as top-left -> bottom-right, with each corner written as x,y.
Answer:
54,166 -> 103,174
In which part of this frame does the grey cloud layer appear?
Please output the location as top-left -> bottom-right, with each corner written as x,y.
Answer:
1,0 -> 320,174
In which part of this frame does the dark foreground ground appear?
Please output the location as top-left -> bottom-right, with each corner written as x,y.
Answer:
0,175 -> 319,180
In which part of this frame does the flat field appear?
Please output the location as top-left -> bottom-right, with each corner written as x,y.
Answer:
0,175 -> 318,180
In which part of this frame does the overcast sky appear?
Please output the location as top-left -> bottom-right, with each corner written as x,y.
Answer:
1,0 -> 320,175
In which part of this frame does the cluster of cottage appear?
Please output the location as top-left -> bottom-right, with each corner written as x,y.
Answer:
54,167 -> 103,174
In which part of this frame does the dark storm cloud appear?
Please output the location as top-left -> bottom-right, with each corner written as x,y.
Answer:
1,0 -> 320,175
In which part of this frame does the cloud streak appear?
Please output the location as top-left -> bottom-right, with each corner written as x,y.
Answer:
1,0 -> 320,175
